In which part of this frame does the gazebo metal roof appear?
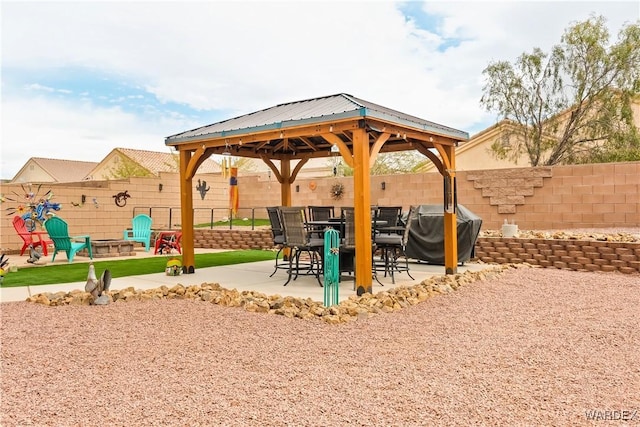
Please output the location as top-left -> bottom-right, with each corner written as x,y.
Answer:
167,93 -> 468,143
165,93 -> 468,163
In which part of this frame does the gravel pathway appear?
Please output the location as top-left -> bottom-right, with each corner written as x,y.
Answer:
1,267 -> 639,426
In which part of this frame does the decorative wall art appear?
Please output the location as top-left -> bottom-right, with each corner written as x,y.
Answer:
112,190 -> 131,207
330,183 -> 344,200
196,179 -> 210,200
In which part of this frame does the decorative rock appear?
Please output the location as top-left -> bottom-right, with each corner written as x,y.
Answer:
94,294 -> 110,305
24,265 -> 525,324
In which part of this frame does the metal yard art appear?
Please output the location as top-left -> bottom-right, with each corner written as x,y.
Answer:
3,184 -> 61,231
323,228 -> 340,307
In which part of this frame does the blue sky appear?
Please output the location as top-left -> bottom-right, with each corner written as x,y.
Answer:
1,1 -> 638,179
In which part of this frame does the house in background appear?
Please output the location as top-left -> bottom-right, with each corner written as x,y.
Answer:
11,158 -> 98,183
421,96 -> 640,173
420,120 -> 532,173
86,148 -> 220,180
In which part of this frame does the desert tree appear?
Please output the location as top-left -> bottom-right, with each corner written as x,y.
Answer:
480,15 -> 640,166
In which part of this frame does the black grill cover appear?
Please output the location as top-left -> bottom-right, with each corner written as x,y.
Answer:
403,205 -> 482,264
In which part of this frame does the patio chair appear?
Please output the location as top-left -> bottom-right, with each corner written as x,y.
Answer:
279,206 -> 324,286
44,216 -> 93,263
375,206 -> 403,232
13,215 -> 52,256
306,206 -> 334,238
154,231 -> 182,254
308,206 -> 335,222
373,206 -> 417,284
266,207 -> 287,277
123,214 -> 153,251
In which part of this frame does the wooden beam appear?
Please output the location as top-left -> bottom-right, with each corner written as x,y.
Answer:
179,150 -> 195,274
369,132 -> 390,168
260,155 -> 283,183
170,120 -> 362,152
414,143 -> 444,175
290,155 -> 310,182
441,145 -> 458,275
298,136 -> 319,151
280,158 -> 292,206
185,145 -> 206,179
434,143 -> 453,171
321,132 -> 354,168
352,127 -> 373,296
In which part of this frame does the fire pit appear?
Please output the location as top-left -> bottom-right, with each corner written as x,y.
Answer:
79,239 -> 136,258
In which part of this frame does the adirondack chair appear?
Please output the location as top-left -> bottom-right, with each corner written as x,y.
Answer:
44,216 -> 93,263
123,214 -> 153,251
13,216 -> 52,256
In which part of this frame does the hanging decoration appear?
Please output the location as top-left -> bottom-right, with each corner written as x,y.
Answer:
4,184 -> 61,231
229,167 -> 239,215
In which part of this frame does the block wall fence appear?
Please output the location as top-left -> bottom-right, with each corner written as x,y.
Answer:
1,161 -> 638,253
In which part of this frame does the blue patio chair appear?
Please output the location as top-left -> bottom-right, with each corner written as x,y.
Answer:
44,216 -> 93,263
123,214 -> 153,251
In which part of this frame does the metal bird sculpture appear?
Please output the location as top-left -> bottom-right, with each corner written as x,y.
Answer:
99,269 -> 112,294
27,245 -> 42,264
85,263 -> 99,298
85,263 -> 112,304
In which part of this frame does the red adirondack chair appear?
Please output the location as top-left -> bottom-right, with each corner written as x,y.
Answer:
13,216 -> 52,256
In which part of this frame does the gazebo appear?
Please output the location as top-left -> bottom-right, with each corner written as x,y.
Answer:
165,93 -> 469,295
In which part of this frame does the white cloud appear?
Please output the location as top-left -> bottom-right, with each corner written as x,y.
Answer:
2,1 -> 638,178
0,96 -> 195,179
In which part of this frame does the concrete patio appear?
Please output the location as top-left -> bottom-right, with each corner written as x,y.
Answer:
0,247 -> 492,303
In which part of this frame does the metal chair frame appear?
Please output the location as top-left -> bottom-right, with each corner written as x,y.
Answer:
266,206 -> 288,277
279,207 -> 324,287
373,206 -> 417,284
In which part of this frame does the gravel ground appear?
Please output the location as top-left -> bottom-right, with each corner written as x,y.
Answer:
1,267 -> 639,427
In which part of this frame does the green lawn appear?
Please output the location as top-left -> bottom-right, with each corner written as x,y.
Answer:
0,250 -> 276,288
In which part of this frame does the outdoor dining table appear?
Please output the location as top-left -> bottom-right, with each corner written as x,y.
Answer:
305,218 -> 388,231
304,218 -> 388,280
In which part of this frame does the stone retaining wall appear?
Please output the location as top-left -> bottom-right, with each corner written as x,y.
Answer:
474,237 -> 640,274
192,229 -> 274,251
192,229 -> 640,275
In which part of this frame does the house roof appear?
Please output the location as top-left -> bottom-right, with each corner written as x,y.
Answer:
165,93 -> 469,161
12,158 -> 98,183
112,148 -> 221,175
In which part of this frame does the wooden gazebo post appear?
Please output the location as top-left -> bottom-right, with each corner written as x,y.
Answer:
179,149 -> 196,273
279,158 -> 292,207
352,126 -> 374,296
441,145 -> 458,274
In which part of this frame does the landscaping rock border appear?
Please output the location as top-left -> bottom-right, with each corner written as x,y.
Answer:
25,264 -> 523,323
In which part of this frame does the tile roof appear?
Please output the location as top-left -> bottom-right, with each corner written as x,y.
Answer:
26,158 -> 99,182
114,148 -> 221,174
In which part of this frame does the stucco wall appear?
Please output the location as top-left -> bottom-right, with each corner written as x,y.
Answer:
0,172 -> 228,251
2,161 -> 638,253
